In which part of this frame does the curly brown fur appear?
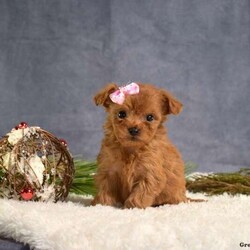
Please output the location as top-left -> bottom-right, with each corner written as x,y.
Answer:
92,83 -> 188,209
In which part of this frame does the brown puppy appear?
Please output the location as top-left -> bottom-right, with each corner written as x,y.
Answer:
92,82 -> 187,208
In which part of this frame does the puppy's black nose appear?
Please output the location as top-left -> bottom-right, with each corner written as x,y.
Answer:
128,127 -> 140,136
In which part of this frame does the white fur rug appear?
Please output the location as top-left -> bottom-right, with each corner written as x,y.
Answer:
0,192 -> 249,250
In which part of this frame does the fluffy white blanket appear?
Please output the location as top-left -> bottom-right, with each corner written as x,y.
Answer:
0,192 -> 249,250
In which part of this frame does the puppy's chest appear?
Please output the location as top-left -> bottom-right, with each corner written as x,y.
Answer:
117,156 -> 141,196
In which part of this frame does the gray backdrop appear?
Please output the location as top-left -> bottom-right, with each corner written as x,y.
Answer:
0,0 -> 249,172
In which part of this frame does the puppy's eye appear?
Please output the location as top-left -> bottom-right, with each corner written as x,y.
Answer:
146,114 -> 154,122
118,111 -> 127,119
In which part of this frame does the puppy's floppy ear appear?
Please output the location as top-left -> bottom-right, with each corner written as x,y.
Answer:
94,83 -> 118,108
161,90 -> 183,115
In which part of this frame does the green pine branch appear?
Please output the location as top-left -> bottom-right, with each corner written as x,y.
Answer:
186,169 -> 250,196
70,159 -> 97,196
69,160 -> 199,196
70,160 -> 250,197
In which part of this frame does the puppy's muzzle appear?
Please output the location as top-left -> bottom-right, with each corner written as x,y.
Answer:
128,127 -> 140,136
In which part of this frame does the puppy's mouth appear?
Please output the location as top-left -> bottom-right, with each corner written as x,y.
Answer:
129,136 -> 140,141
113,127 -> 147,148
116,135 -> 146,148
118,135 -> 141,142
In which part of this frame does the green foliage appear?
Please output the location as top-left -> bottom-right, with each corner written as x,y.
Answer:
69,160 -> 199,196
70,159 -> 97,196
186,168 -> 250,196
0,167 -> 4,197
70,160 -> 250,197
184,161 -> 198,176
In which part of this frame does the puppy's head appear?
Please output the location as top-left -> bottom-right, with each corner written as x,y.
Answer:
94,83 -> 182,148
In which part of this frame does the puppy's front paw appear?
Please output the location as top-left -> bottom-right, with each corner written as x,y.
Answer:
124,198 -> 136,209
91,194 -> 116,206
91,197 -> 99,206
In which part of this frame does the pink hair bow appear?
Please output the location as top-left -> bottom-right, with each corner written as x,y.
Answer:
109,82 -> 140,105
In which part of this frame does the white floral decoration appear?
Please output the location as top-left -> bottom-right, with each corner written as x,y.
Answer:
7,126 -> 41,145
7,128 -> 29,145
18,154 -> 45,185
2,152 -> 15,170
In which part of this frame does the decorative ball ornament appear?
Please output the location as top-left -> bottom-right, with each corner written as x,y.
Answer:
20,187 -> 34,200
59,139 -> 68,147
0,122 -> 74,202
16,122 -> 28,129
